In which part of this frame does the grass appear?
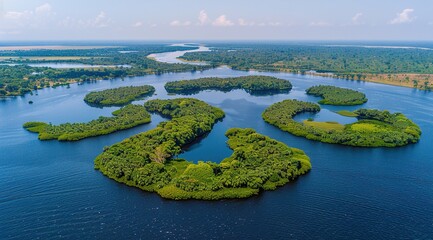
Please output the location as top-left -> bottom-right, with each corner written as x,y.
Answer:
349,123 -> 381,132
303,120 -> 345,131
336,110 -> 359,117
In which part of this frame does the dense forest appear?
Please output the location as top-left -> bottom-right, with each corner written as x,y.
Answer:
306,85 -> 367,105
23,104 -> 151,141
165,76 -> 292,95
0,45 -> 211,97
262,99 -> 421,147
94,98 -> 311,200
181,44 -> 433,74
84,85 -> 155,106
180,44 -> 433,90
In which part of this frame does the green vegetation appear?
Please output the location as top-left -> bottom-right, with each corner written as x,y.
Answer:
23,104 -> 151,141
262,99 -> 421,147
95,98 -> 311,200
0,45 -> 211,97
165,76 -> 292,95
84,85 -> 155,106
181,43 -> 433,75
303,121 -> 345,131
337,110 -> 359,117
180,43 -> 433,90
306,85 -> 367,105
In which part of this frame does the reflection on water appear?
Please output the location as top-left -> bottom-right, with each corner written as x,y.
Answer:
293,108 -> 358,125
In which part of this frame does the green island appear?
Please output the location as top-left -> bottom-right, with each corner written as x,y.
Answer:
94,98 -> 311,200
262,99 -> 421,147
23,104 -> 151,141
306,85 -> 367,105
164,76 -> 292,95
84,85 -> 155,106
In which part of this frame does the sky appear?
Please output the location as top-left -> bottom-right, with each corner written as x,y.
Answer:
1,0 -> 433,41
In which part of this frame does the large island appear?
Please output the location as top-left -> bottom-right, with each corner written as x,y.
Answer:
95,98 -> 311,200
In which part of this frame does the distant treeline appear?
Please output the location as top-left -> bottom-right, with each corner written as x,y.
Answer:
181,44 -> 433,74
0,45 -> 211,97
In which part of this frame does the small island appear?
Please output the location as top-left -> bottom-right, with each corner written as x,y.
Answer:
164,76 -> 292,95
306,85 -> 367,105
84,85 -> 155,106
95,98 -> 311,200
262,99 -> 421,147
23,104 -> 151,141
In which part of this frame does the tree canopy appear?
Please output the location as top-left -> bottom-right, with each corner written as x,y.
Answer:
306,85 -> 367,105
23,104 -> 151,141
165,76 -> 292,95
94,98 -> 311,200
262,99 -> 421,147
84,85 -> 155,106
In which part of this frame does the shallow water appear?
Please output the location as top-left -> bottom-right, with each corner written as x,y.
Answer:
1,47 -> 433,239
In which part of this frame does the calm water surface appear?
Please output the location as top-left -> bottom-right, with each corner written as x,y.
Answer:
1,47 -> 433,240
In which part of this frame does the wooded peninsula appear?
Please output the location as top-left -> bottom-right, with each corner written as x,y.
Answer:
23,104 -> 151,141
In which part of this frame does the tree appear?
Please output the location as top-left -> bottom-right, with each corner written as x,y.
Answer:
151,146 -> 170,164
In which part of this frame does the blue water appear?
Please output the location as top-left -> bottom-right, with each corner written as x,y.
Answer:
1,53 -> 433,239
147,45 -> 210,65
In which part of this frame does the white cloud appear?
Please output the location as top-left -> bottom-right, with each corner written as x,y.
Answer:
170,20 -> 191,27
198,10 -> 208,25
352,13 -> 363,24
390,8 -> 415,24
57,12 -> 111,29
268,22 -> 281,26
238,18 -> 247,26
310,21 -> 331,27
35,3 -> 52,15
213,15 -> 234,26
133,21 -> 143,27
238,18 -> 255,26
3,11 -> 29,20
90,11 -> 110,28
1,3 -> 54,30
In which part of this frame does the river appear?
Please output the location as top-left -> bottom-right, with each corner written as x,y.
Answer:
1,44 -> 433,239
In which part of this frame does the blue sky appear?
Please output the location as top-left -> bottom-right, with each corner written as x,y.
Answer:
1,0 -> 433,41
